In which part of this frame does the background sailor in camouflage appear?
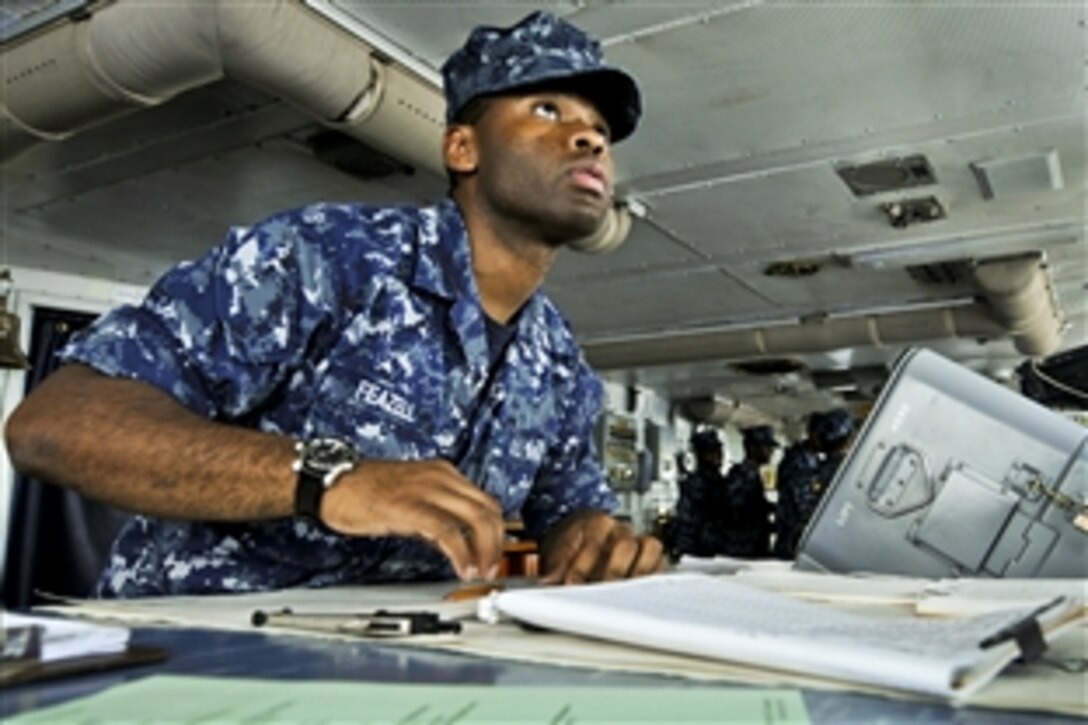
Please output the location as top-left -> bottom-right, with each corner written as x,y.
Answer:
672,429 -> 725,559
5,10 -> 664,597
773,409 -> 855,559
704,425 -> 776,558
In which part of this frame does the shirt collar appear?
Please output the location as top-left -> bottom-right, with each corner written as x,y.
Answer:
411,198 -> 475,302
411,197 -> 549,329
409,198 -> 550,373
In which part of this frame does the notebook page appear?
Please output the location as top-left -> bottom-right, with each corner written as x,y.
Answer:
495,574 -> 1073,699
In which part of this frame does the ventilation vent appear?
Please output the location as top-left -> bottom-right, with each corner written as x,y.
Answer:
906,260 -> 970,286
763,259 -> 822,278
835,154 -> 937,197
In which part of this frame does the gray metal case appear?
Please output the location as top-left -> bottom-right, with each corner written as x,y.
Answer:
796,347 -> 1087,578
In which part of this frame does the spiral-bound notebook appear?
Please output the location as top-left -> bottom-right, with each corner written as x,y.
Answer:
493,573 -> 1084,702
796,347 -> 1087,579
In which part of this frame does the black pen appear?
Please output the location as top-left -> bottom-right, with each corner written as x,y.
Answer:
978,596 -> 1066,651
250,608 -> 462,637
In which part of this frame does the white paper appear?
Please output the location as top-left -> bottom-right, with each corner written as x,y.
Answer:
494,573 -> 1084,701
918,578 -> 1088,617
38,580 -> 477,632
732,568 -> 925,607
2,611 -> 129,662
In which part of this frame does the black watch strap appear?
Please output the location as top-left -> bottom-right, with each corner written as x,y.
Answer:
294,469 -> 325,522
292,438 -> 359,523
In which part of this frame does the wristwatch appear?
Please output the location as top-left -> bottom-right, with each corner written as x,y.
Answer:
292,438 -> 360,522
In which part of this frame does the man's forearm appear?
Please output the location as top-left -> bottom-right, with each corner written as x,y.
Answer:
4,364 -> 297,521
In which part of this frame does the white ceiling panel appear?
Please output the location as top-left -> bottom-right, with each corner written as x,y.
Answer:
605,3 -> 1083,179
641,119 -> 1083,262
548,266 -> 773,338
725,261 -> 976,314
549,218 -> 706,281
8,121 -> 443,279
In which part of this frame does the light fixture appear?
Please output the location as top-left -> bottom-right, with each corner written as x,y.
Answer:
880,196 -> 945,229
0,269 -> 31,369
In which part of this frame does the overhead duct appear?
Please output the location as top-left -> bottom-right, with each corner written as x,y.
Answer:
0,0 -> 631,250
972,252 -> 1063,357
585,305 -> 1006,370
0,0 -> 443,175
585,250 -> 1064,370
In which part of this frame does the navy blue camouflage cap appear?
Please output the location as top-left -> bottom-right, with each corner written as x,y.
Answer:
810,409 -> 854,446
690,429 -> 723,452
441,10 -> 642,142
742,425 -> 779,448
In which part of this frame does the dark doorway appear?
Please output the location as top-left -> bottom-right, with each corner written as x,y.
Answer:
3,306 -> 130,607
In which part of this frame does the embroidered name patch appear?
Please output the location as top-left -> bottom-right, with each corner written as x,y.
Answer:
353,379 -> 417,423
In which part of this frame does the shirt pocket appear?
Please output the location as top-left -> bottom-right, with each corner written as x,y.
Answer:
305,310 -> 449,459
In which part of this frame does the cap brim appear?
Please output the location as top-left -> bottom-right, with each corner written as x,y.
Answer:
490,68 -> 642,143
550,69 -> 641,143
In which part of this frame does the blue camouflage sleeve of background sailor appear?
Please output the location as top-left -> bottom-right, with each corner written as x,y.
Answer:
673,473 -> 707,557
60,206 -> 346,417
518,359 -> 618,540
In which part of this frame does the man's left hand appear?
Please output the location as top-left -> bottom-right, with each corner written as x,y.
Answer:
539,510 -> 666,585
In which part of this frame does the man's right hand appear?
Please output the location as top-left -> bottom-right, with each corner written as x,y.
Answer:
319,459 -> 505,582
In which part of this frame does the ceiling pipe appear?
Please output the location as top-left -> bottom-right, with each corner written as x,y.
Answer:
584,253 -> 1064,369
972,252 -> 1063,357
0,0 -> 443,176
0,0 -> 629,251
584,304 -> 1006,370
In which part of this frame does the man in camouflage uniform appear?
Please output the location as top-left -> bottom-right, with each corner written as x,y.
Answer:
5,11 -> 665,597
672,429 -> 725,558
703,425 -> 776,558
773,409 -> 855,559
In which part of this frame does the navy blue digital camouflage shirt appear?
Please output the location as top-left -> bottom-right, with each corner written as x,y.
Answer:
60,198 -> 618,597
706,460 -> 771,558
773,443 -> 823,559
674,462 -> 770,559
672,469 -> 714,558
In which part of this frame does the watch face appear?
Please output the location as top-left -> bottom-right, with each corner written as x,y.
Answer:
304,438 -> 357,471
